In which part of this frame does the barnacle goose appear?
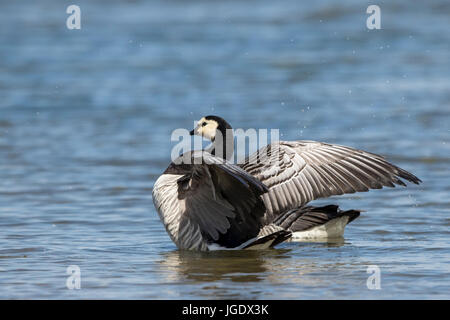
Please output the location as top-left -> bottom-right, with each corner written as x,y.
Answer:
152,115 -> 421,250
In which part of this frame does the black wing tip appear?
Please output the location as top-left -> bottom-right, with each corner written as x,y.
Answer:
396,168 -> 422,186
245,173 -> 269,195
410,176 -> 422,185
242,230 -> 291,249
270,230 -> 292,247
244,174 -> 269,195
317,205 -> 361,224
213,159 -> 269,195
260,182 -> 270,193
339,209 -> 361,224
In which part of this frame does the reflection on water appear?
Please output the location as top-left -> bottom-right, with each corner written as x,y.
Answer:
156,240 -> 353,298
158,249 -> 291,283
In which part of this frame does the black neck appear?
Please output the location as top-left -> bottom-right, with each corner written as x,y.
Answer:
208,127 -> 234,161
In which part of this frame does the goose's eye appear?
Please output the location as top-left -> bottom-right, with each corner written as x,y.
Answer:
202,122 -> 207,127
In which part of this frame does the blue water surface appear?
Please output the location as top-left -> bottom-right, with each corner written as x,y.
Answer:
0,0 -> 449,299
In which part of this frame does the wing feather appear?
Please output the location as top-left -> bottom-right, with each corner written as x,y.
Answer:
240,141 -> 421,217
154,151 -> 268,250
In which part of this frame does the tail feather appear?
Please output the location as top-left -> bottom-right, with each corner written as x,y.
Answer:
239,205 -> 360,248
273,205 -> 360,240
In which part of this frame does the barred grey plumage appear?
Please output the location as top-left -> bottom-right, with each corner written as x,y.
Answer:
240,140 -> 421,222
152,116 -> 421,251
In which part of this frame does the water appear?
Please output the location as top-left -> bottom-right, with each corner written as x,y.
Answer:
0,0 -> 449,299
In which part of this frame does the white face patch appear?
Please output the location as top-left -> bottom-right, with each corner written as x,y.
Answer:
193,117 -> 218,141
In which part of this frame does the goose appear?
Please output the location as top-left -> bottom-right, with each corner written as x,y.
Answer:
152,115 -> 421,250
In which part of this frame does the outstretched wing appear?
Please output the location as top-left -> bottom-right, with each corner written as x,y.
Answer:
154,151 -> 268,250
240,141 -> 421,218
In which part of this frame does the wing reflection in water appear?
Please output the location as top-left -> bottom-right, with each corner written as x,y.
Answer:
157,249 -> 293,283
154,240 -> 350,299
